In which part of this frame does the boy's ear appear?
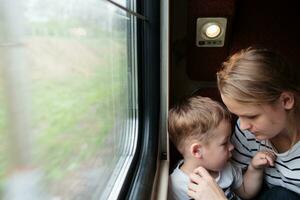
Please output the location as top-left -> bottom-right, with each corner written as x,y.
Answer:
190,143 -> 202,159
280,91 -> 294,110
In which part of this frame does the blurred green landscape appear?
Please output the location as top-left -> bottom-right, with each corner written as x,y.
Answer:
0,17 -> 128,197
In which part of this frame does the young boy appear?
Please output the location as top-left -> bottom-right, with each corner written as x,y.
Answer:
168,96 -> 276,200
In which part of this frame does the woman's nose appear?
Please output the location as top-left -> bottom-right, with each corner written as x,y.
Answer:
239,118 -> 251,131
228,143 -> 234,152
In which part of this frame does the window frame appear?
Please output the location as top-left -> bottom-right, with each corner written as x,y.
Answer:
124,0 -> 161,199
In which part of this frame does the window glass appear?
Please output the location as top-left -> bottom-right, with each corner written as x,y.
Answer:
0,0 -> 138,199
0,68 -> 9,198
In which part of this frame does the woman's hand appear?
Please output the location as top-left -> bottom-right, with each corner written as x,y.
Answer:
187,166 -> 227,200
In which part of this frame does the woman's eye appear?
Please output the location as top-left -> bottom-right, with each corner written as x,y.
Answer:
247,115 -> 257,119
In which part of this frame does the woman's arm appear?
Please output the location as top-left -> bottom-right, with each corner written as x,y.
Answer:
188,167 -> 227,200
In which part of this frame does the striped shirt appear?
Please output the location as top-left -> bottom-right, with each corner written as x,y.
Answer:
231,119 -> 300,195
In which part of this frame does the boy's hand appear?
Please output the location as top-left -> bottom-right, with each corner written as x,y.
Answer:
250,151 -> 276,170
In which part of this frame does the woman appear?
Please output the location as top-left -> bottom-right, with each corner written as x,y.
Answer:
188,48 -> 300,200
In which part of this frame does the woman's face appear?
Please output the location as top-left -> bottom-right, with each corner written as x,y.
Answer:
221,94 -> 290,140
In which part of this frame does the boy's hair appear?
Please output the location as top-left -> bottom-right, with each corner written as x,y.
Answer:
168,96 -> 231,154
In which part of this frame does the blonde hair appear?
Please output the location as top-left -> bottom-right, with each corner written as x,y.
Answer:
217,47 -> 300,142
168,96 -> 231,154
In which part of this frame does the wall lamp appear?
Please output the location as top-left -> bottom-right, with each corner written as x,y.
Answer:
196,17 -> 227,47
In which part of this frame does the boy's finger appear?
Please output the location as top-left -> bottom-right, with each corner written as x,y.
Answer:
255,157 -> 268,167
270,152 -> 276,160
264,151 -> 276,160
265,155 -> 275,166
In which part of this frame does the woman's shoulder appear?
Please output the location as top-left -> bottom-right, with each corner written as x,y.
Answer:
276,140 -> 300,157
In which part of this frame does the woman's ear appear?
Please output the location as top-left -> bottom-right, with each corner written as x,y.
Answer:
280,91 -> 294,110
190,143 -> 203,159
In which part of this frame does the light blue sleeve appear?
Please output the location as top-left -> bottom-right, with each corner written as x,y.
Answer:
230,162 -> 243,189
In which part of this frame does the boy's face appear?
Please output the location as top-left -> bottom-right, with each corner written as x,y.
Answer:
201,120 -> 234,171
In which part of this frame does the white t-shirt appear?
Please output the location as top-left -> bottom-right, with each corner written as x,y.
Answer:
168,160 -> 243,200
231,119 -> 300,195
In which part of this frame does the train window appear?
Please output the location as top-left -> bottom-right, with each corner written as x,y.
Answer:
0,70 -> 9,198
0,0 -> 138,199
